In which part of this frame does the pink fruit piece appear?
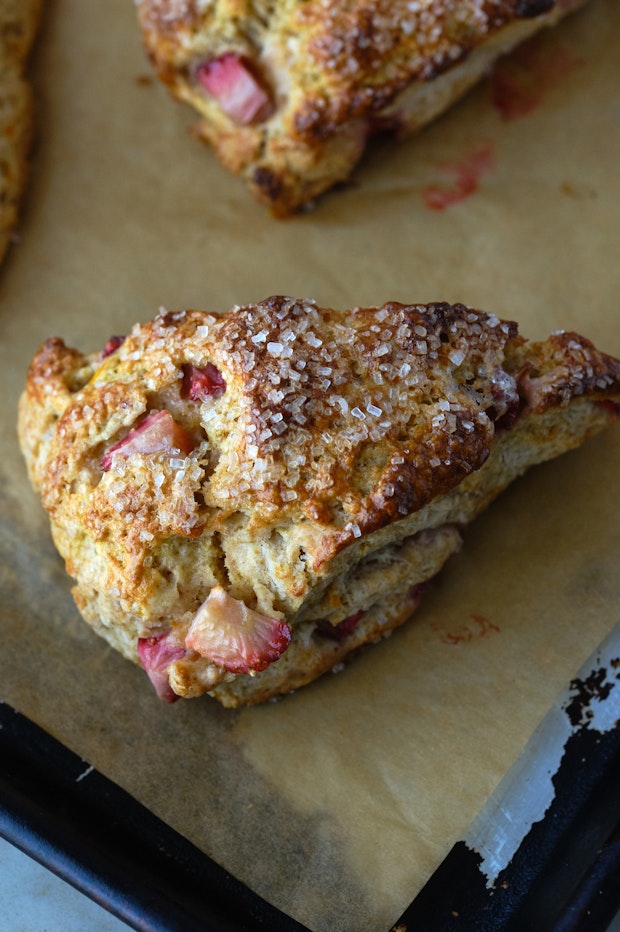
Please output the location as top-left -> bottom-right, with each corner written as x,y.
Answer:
102,335 -> 125,358
137,634 -> 186,703
315,610 -> 364,641
196,53 -> 274,124
100,410 -> 194,472
186,586 -> 291,674
181,363 -> 226,401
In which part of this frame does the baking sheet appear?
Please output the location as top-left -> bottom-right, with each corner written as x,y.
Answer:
0,702 -> 307,931
1,1 -> 620,930
398,622 -> 620,930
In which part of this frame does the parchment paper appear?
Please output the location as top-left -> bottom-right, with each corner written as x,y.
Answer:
1,1 -> 619,929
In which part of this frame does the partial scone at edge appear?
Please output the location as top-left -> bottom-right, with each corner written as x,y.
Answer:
136,0 -> 588,215
0,0 -> 44,264
18,297 -> 620,706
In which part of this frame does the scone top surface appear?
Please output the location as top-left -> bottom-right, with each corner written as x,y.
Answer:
21,298 -> 520,612
139,0 -> 559,90
21,297 -> 620,615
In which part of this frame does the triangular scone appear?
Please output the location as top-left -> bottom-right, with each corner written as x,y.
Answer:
136,0 -> 588,215
18,298 -> 620,706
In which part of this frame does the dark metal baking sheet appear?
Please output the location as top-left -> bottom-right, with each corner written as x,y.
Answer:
393,621 -> 620,932
0,702 -> 309,932
2,621 -> 620,932
393,722 -> 620,932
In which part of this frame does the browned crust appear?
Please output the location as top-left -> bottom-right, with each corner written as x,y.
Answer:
289,0 -> 553,138
514,330 -> 620,411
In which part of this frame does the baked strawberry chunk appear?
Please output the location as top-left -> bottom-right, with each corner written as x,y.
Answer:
181,363 -> 226,401
137,634 -> 186,703
186,586 -> 291,674
102,335 -> 125,358
100,410 -> 194,471
196,53 -> 274,124
315,610 -> 364,641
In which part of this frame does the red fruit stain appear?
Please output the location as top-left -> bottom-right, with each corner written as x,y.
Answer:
597,399 -> 620,418
422,142 -> 495,211
433,613 -> 500,646
490,37 -> 582,121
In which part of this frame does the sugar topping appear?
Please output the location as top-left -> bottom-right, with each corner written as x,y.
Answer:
134,296 -> 520,522
37,297 -> 527,550
299,0 -> 510,90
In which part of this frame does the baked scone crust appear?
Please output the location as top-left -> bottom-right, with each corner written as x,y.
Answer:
0,0 -> 42,264
18,297 -> 620,706
136,0 -> 588,214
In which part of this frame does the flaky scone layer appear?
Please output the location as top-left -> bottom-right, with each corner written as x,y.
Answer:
136,0 -> 587,214
18,298 -> 620,705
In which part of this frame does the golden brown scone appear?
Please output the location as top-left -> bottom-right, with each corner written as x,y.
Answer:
136,0 -> 588,215
18,298 -> 620,706
0,0 -> 42,265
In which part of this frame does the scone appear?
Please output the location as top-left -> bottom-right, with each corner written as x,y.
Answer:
0,0 -> 42,265
136,0 -> 588,215
18,297 -> 620,707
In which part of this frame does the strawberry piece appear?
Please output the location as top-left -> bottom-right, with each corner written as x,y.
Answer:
315,585 -> 427,641
100,409 -> 194,471
185,586 -> 291,674
407,583 -> 426,610
137,634 -> 186,703
181,363 -> 226,401
487,367 -> 520,428
315,610 -> 364,641
102,335 -> 125,358
196,53 -> 274,125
